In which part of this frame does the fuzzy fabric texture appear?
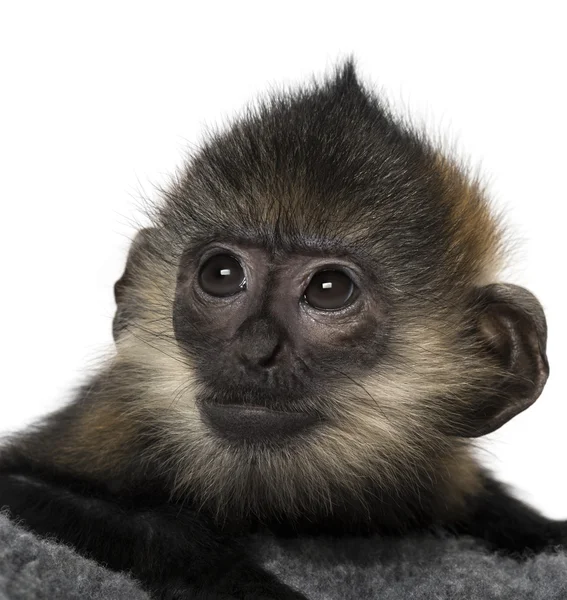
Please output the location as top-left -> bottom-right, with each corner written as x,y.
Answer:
1,512 -> 567,599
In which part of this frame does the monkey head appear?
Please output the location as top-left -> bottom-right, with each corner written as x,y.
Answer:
111,64 -> 548,525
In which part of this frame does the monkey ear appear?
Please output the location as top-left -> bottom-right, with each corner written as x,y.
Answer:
112,228 -> 155,341
459,283 -> 549,438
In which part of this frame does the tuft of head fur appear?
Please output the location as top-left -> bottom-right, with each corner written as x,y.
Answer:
154,61 -> 502,292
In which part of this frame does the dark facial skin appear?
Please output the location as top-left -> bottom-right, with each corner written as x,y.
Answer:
173,242 -> 385,441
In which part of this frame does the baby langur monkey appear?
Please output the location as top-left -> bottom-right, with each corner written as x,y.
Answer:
0,62 -> 560,599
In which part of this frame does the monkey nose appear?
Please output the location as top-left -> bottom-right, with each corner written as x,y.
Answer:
236,318 -> 284,370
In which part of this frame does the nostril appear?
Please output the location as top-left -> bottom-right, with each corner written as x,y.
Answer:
240,341 -> 282,370
256,343 -> 281,368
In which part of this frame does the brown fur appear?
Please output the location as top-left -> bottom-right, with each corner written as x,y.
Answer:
434,153 -> 504,285
5,63 -> 517,532
83,79 -> 506,525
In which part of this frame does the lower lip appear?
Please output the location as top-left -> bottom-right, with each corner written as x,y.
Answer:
198,401 -> 320,441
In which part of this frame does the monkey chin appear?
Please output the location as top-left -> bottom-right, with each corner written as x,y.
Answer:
197,398 -> 321,443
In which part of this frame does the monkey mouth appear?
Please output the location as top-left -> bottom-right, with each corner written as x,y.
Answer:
198,399 -> 320,442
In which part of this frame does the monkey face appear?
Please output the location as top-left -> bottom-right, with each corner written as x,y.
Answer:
172,242 -> 387,442
110,65 -> 548,521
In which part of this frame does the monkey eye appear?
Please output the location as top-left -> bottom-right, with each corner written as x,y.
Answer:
199,254 -> 246,297
304,270 -> 356,310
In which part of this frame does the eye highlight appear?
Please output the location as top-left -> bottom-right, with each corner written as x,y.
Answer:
304,270 -> 356,310
199,254 -> 246,297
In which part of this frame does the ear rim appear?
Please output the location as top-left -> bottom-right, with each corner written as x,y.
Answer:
458,283 -> 549,438
112,228 -> 156,341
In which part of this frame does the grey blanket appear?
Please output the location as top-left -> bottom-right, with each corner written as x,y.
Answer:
1,513 -> 566,599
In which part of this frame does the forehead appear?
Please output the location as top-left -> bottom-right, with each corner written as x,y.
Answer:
159,75 -> 500,292
182,220 -> 377,268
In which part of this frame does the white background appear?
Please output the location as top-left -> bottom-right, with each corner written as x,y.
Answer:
1,2 -> 566,517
